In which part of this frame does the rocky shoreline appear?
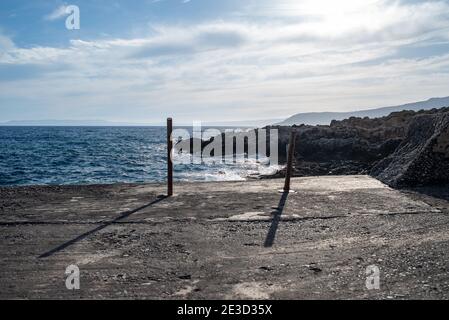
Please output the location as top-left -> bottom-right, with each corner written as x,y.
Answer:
183,107 -> 449,188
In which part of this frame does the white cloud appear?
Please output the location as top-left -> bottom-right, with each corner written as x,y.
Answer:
0,32 -> 15,51
44,5 -> 70,21
2,0 -> 449,122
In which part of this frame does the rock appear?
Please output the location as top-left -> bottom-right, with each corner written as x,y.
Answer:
309,266 -> 322,273
304,263 -> 323,273
259,266 -> 274,271
371,110 -> 449,187
179,107 -> 449,187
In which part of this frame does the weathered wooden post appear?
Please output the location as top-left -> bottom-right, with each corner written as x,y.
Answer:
167,118 -> 173,197
283,130 -> 297,192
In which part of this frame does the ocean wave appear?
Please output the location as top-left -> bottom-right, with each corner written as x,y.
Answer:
0,127 -> 282,186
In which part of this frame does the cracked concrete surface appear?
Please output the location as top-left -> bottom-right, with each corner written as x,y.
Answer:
0,175 -> 448,299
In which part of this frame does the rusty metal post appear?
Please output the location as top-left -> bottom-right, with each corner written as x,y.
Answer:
283,130 -> 296,192
167,118 -> 173,196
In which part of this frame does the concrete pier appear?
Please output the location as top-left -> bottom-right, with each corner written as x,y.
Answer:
1,175 -> 448,299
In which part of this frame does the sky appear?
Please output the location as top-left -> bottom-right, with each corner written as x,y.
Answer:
1,0 -> 449,123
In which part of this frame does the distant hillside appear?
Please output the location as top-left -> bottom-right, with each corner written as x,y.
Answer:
277,97 -> 449,126
203,118 -> 282,128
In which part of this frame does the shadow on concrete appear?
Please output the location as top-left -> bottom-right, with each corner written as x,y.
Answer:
407,184 -> 449,202
264,191 -> 289,248
39,195 -> 167,259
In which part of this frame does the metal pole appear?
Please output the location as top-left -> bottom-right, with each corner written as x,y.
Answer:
283,130 -> 296,192
167,118 -> 173,196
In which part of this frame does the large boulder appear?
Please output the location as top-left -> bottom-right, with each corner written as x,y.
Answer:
371,110 -> 449,187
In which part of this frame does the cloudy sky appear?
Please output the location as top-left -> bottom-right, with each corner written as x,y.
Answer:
1,0 -> 449,123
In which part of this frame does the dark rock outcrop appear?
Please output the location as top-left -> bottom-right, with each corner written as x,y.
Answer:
270,109 -> 434,177
179,107 -> 449,188
371,110 -> 449,187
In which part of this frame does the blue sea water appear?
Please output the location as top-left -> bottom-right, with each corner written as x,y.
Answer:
0,126 -> 279,186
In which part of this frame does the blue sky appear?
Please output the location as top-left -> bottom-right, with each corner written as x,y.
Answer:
1,0 -> 449,123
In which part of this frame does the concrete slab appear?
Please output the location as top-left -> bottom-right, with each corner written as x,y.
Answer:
0,175 -> 448,299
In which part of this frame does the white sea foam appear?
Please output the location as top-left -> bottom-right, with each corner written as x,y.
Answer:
176,155 -> 283,182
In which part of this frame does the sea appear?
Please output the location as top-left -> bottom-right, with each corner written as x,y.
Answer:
0,126 -> 281,186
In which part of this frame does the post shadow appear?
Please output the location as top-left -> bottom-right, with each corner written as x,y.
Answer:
38,195 -> 167,259
264,191 -> 289,248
